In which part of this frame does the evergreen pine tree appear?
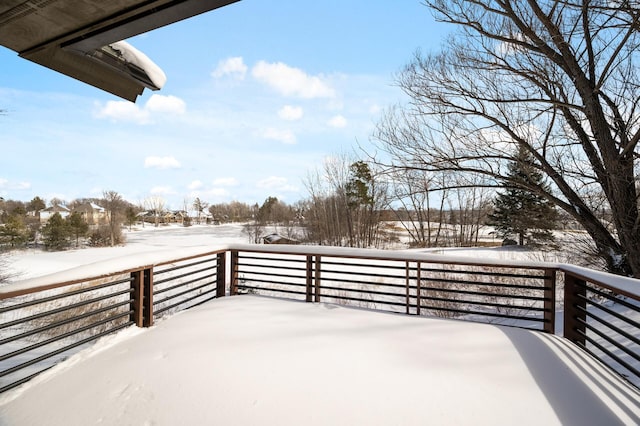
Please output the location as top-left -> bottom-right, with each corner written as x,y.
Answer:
0,214 -> 29,247
41,213 -> 71,251
488,147 -> 558,248
66,211 -> 89,248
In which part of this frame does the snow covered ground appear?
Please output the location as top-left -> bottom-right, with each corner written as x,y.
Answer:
1,295 -> 639,425
1,224 -> 639,425
4,223 -> 249,282
3,223 -> 559,283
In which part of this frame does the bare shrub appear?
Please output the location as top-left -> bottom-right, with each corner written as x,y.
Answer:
89,225 -> 124,247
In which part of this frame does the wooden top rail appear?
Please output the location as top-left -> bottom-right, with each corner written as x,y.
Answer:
0,247 -> 227,300
2,243 -> 638,302
561,264 -> 640,301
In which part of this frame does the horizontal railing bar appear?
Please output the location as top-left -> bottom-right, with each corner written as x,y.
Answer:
317,293 -> 407,308
154,265 -> 215,286
577,318 -> 640,363
153,281 -> 215,307
154,289 -> 217,316
236,269 -> 306,280
236,285 -> 306,297
310,276 -> 407,290
317,285 -> 406,299
0,311 -> 132,362
580,284 -> 640,312
0,364 -> 58,394
321,260 -> 407,270
316,268 -> 406,281
0,321 -> 133,379
422,276 -> 548,291
318,260 -> 546,281
0,288 -> 133,331
577,295 -> 640,329
0,276 -> 133,314
180,294 -> 218,311
576,305 -> 640,347
419,285 -> 547,302
235,247 -> 554,270
420,295 -> 546,312
420,304 -> 547,323
416,266 -> 545,280
154,257 -> 217,275
237,255 -> 306,264
579,333 -> 640,381
154,273 -> 217,295
239,278 -> 306,288
563,270 -> 639,301
0,299 -> 132,346
236,263 -> 308,274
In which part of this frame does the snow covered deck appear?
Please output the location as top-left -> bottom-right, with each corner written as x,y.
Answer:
1,295 -> 639,425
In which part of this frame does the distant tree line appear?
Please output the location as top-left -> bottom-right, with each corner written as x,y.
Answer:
0,191 -> 131,251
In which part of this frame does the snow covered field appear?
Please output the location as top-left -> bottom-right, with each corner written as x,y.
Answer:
3,223 -> 558,283
4,223 -> 249,282
1,224 -> 639,425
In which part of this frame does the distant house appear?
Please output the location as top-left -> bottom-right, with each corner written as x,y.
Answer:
262,233 -> 299,245
40,204 -> 71,222
73,202 -> 107,225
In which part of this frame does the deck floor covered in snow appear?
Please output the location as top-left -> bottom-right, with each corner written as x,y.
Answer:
1,295 -> 639,425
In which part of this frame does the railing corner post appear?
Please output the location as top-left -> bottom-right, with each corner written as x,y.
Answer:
563,272 -> 586,346
230,250 -> 239,296
306,255 -> 313,302
543,269 -> 556,334
314,255 -> 321,303
216,251 -> 227,298
130,270 -> 144,327
143,266 -> 154,327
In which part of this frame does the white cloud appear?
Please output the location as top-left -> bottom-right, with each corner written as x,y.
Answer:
94,94 -> 187,124
256,176 -> 298,192
328,115 -> 348,128
150,186 -> 176,195
14,181 -> 31,190
252,61 -> 336,99
260,128 -> 297,144
144,156 -> 182,169
212,177 -> 239,186
212,57 -> 248,79
94,100 -> 150,124
278,105 -> 304,121
146,95 -> 186,115
0,178 -> 31,191
205,188 -> 230,197
188,180 -> 203,190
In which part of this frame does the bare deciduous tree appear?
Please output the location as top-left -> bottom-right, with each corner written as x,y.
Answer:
145,196 -> 166,227
372,1 -> 640,276
102,190 -> 125,246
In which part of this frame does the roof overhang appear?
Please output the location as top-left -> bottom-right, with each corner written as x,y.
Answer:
0,0 -> 240,101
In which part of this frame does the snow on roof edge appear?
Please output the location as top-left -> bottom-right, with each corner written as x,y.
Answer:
109,40 -> 167,89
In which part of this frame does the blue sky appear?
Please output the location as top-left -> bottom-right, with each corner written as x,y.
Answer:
0,0 -> 448,209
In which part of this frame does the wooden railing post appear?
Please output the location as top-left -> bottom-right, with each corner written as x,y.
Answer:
405,261 -> 410,315
306,255 -> 314,302
230,250 -> 239,295
564,272 -> 587,346
314,255 -> 321,302
130,269 -> 143,327
543,269 -> 556,334
216,251 -> 226,298
143,267 -> 154,327
416,262 -> 421,316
